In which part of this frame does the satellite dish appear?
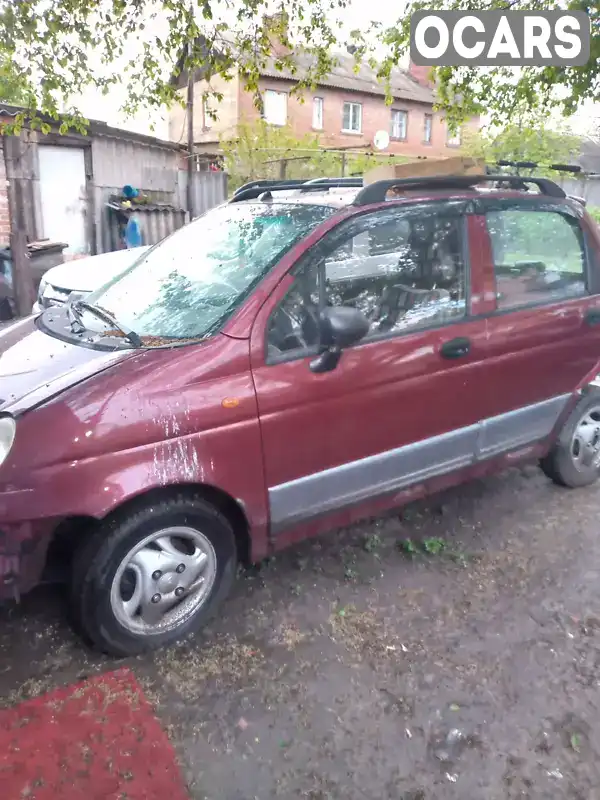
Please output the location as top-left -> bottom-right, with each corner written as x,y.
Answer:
373,130 -> 390,150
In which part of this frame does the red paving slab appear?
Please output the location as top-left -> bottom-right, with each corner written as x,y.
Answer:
0,667 -> 189,800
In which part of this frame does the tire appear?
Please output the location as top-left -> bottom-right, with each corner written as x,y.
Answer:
0,297 -> 14,321
540,389 -> 600,489
70,494 -> 237,657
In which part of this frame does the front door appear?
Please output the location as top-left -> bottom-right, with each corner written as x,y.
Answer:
250,200 -> 489,540
477,198 -> 600,457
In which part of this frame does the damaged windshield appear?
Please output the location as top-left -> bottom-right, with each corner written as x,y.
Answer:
82,202 -> 335,343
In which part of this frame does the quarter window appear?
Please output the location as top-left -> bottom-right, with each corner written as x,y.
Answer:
486,208 -> 587,311
267,204 -> 467,361
342,102 -> 362,133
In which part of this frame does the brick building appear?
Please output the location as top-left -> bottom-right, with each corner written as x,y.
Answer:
169,42 -> 480,159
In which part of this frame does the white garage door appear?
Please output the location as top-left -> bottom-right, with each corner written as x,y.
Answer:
38,145 -> 89,257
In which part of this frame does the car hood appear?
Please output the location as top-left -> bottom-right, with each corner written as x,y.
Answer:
44,246 -> 151,293
0,317 -> 135,415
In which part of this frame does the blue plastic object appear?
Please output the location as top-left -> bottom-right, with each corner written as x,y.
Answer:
122,185 -> 139,199
125,216 -> 143,248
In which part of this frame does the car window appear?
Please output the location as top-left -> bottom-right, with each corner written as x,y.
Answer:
486,208 -> 587,311
267,202 -> 468,361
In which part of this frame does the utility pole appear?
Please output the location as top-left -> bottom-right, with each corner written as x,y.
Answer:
186,35 -> 195,222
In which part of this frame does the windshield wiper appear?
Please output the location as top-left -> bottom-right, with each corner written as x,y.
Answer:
71,300 -> 143,348
66,301 -> 85,333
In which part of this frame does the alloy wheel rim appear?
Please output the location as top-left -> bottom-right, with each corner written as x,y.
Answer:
109,526 -> 217,636
570,406 -> 600,473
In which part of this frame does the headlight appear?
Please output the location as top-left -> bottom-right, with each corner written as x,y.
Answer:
37,278 -> 48,303
0,417 -> 16,467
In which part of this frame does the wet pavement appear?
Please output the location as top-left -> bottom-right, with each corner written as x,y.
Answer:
2,463 -> 600,798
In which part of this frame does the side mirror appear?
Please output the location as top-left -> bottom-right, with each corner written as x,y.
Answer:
310,306 -> 370,374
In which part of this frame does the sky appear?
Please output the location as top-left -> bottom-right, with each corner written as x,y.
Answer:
72,0 -> 599,142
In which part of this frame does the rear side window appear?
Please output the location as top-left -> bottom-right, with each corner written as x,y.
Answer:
486,208 -> 587,311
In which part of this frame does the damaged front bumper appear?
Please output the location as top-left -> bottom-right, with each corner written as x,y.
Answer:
0,520 -> 54,601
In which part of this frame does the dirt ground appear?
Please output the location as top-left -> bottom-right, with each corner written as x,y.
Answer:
2,464 -> 600,799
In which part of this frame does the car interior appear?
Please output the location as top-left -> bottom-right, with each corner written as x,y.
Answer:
268,212 -> 467,357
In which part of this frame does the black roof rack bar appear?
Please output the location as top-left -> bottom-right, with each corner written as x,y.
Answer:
495,159 -> 582,174
550,163 -> 581,173
231,179 -> 365,203
352,174 -> 566,206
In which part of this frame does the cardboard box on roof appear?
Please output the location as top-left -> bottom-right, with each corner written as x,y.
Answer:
364,156 -> 486,185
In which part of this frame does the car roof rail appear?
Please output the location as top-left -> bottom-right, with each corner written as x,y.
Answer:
232,179 -> 305,197
232,176 -> 363,199
300,176 -> 363,186
230,179 -> 363,203
352,173 -> 566,206
299,177 -> 362,192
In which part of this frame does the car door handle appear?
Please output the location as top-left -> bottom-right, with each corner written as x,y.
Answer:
585,308 -> 600,326
440,337 -> 471,359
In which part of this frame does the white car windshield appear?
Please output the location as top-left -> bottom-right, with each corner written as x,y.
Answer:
84,202 -> 335,343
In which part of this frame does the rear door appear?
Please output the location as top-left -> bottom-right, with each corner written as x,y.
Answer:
250,199 -> 490,540
477,197 -> 600,457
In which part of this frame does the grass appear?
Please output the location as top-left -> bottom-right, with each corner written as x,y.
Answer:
398,536 -> 470,566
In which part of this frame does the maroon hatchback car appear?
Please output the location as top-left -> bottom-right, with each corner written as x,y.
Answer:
1,173 -> 600,656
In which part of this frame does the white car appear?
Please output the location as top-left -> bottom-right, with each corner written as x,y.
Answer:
33,246 -> 151,313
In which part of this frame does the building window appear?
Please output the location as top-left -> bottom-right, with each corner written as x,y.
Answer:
342,101 -> 362,134
424,114 -> 432,144
390,109 -> 408,140
202,97 -> 212,130
313,97 -> 324,129
446,124 -> 462,147
263,90 -> 287,126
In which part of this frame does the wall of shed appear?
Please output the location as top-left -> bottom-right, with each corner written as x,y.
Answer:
83,134 -> 227,253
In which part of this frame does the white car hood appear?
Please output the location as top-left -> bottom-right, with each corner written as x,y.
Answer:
44,246 -> 151,293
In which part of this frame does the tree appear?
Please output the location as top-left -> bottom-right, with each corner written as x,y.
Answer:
0,1 -> 350,133
461,109 -> 583,175
220,120 -> 406,193
367,0 -> 600,128
0,0 -> 597,132
0,59 -> 28,106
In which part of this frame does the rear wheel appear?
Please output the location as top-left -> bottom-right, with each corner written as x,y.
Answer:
70,495 -> 237,656
540,390 -> 600,488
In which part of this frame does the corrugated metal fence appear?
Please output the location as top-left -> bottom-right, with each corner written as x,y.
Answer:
177,170 -> 229,221
556,175 -> 600,208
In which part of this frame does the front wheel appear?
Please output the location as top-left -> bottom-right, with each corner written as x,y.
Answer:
540,390 -> 600,488
70,495 -> 237,656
